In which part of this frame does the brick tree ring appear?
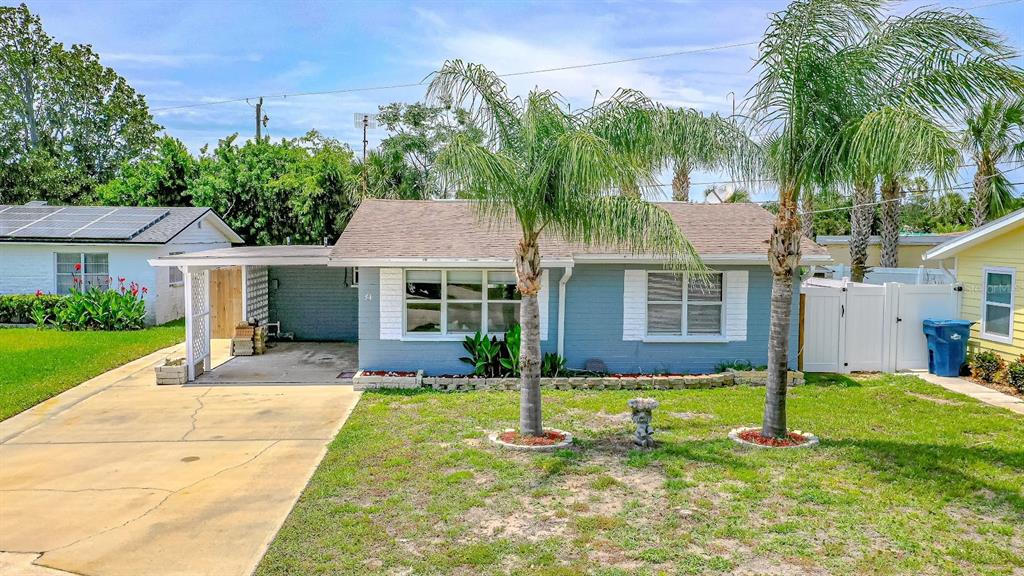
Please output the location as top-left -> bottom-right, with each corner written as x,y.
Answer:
488,429 -> 574,451
728,426 -> 820,449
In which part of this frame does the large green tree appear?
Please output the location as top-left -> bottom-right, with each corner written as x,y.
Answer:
428,61 -> 703,436
96,136 -> 197,207
191,131 -> 360,245
748,0 -> 1021,438
963,98 -> 1024,227
374,101 -> 484,198
0,4 -> 159,203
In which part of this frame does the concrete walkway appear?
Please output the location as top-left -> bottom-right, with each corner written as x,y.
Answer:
0,340 -> 361,576
915,372 -> 1024,415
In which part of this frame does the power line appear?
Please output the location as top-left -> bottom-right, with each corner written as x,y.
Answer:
150,41 -> 757,113
797,181 -> 1024,216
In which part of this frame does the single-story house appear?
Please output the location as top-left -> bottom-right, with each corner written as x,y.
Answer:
817,233 -> 961,269
152,200 -> 830,380
1,202 -> 242,324
923,208 -> 1023,360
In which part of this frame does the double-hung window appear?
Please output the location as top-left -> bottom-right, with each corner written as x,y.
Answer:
404,270 -> 520,336
981,267 -> 1015,343
56,253 -> 110,294
646,272 -> 724,337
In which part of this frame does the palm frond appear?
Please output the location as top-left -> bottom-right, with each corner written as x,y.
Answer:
426,60 -> 523,150
846,105 -> 959,187
553,195 -> 707,273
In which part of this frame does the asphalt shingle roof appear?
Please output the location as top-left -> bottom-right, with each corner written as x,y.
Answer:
333,199 -> 828,261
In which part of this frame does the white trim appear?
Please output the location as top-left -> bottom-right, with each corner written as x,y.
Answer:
401,269 -> 536,339
923,208 -> 1024,260
980,266 -> 1016,345
330,257 -> 572,268
572,253 -> 832,265
149,256 -> 328,267
330,253 -> 832,267
642,335 -> 730,343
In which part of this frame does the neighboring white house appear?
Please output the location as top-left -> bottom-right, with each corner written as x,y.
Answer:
0,202 -> 242,325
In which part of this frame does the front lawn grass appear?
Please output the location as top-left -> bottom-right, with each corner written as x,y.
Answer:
259,374 -> 1024,576
0,320 -> 184,420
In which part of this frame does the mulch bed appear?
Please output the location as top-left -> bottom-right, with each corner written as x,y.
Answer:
498,430 -> 567,446
737,428 -> 810,447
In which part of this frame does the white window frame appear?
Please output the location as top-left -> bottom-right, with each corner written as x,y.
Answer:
54,252 -> 110,294
402,269 -> 520,340
980,266 -> 1015,345
643,271 -> 727,342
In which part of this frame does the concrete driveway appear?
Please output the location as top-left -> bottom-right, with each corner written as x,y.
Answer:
0,341 -> 360,576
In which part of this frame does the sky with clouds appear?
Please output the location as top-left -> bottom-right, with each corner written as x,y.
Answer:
19,0 -> 1024,200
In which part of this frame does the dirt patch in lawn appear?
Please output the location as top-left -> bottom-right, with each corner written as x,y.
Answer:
905,391 -> 963,405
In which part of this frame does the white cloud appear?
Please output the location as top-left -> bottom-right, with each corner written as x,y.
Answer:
103,51 -> 262,68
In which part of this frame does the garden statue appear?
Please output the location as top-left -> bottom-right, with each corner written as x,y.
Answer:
628,398 -> 659,448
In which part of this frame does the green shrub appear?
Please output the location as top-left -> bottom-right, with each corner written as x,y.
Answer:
1005,356 -> 1024,393
53,281 -> 147,331
714,359 -> 759,372
969,350 -> 1005,383
542,352 -> 566,377
0,294 -> 65,324
458,324 -> 525,377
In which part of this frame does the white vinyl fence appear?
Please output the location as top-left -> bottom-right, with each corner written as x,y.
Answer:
818,264 -> 955,285
801,279 -> 961,373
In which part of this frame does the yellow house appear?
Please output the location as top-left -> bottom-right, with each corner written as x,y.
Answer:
818,233 -> 961,268
924,209 -> 1024,361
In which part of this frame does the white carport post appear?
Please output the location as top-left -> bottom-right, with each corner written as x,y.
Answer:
183,266 -> 212,381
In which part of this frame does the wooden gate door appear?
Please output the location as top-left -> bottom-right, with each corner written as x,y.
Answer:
210,267 -> 242,338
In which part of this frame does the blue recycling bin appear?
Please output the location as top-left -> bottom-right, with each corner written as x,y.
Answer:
922,319 -> 973,377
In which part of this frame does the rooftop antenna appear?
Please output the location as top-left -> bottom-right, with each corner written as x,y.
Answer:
354,113 -> 379,195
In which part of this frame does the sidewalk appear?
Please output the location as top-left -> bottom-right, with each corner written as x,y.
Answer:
915,372 -> 1024,415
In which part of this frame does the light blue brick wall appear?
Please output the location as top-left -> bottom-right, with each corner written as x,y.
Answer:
357,267 -> 560,374
561,264 -> 800,374
356,264 -> 800,375
269,266 -> 359,341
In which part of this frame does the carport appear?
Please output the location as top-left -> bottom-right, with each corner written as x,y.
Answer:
149,246 -> 360,382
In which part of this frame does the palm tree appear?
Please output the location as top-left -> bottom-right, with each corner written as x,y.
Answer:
662,108 -> 759,202
963,98 -> 1024,227
847,106 -> 960,268
427,61 -> 705,436
748,0 -> 1020,438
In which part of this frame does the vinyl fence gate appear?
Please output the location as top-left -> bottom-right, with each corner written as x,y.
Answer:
801,280 -> 961,373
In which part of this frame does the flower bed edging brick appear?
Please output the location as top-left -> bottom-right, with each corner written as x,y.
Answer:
352,370 -> 423,391
352,370 -> 804,391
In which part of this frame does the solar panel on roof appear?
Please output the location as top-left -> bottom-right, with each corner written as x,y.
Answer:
1,206 -> 170,240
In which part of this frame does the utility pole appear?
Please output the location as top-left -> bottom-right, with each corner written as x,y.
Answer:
361,114 -> 369,195
255,97 -> 263,141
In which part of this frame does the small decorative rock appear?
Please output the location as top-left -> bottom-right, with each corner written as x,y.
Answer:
627,397 -> 659,448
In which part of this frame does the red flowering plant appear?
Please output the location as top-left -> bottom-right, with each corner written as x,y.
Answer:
53,271 -> 147,331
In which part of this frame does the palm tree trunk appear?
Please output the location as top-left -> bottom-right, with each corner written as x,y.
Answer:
672,163 -> 690,202
515,234 -> 543,436
763,190 -> 802,439
879,176 -> 901,268
972,156 -> 993,228
800,188 -> 814,239
849,180 -> 875,282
